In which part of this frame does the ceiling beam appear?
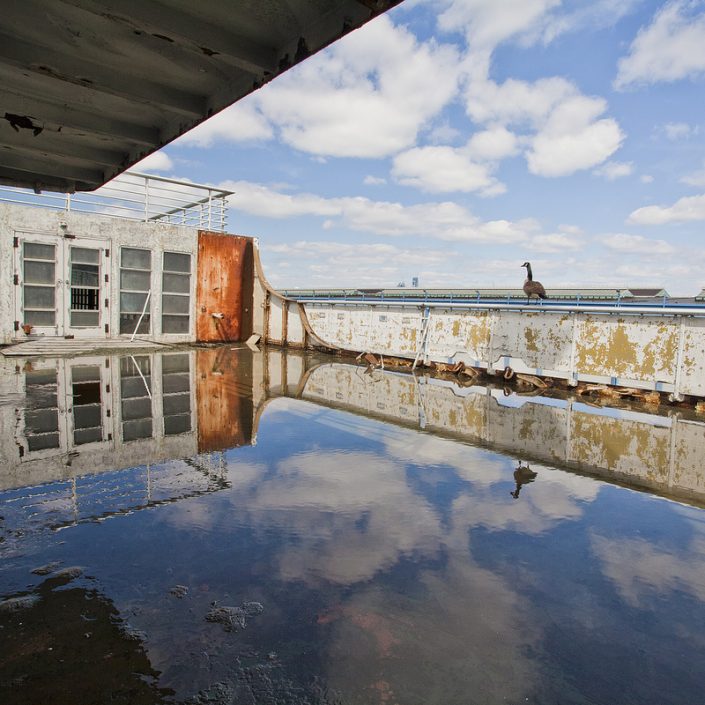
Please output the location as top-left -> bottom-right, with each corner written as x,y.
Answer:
0,32 -> 206,118
2,88 -> 162,147
0,125 -> 125,168
0,149 -> 104,186
58,0 -> 280,76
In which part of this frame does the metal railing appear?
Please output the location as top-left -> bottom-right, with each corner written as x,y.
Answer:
0,171 -> 233,231
293,296 -> 705,317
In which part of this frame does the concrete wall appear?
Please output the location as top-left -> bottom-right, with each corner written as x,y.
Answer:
287,303 -> 705,399
1,202 -> 201,344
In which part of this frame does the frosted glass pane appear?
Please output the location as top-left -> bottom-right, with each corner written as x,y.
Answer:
162,315 -> 189,334
163,393 -> 190,415
162,294 -> 190,314
25,310 -> 55,326
71,247 -> 99,264
25,408 -> 59,434
121,397 -> 152,421
162,354 -> 190,373
163,252 -> 190,273
70,310 -> 100,327
162,272 -> 190,293
74,405 -> 101,429
24,260 -> 55,284
24,286 -> 54,308
28,433 -> 60,451
122,418 -> 152,441
71,264 -> 99,287
120,270 -> 150,291
120,376 -> 152,398
164,414 -> 191,435
120,314 -> 150,335
24,243 -> 55,260
72,367 -> 100,383
120,292 -> 148,313
121,248 -> 151,269
163,372 -> 190,394
74,427 -> 103,445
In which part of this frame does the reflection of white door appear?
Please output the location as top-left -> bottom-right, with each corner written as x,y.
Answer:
14,233 -> 110,338
17,357 -> 113,461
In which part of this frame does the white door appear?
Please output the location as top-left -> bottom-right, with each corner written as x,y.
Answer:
15,234 -> 110,338
63,240 -> 109,338
65,358 -> 113,449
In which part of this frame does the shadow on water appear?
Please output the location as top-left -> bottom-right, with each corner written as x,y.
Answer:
1,345 -> 705,704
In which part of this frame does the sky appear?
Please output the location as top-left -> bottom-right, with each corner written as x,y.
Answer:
135,0 -> 705,295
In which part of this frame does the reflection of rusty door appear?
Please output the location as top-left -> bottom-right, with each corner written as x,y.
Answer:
196,232 -> 254,342
196,348 -> 253,452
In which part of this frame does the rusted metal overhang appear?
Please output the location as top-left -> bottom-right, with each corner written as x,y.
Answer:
0,0 -> 403,193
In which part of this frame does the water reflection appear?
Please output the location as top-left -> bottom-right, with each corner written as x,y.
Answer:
1,348 -> 705,704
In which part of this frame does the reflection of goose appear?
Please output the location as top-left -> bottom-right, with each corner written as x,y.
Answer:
521,262 -> 547,303
510,461 -> 538,499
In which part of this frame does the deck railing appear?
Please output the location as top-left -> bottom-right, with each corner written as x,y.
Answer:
0,171 -> 233,231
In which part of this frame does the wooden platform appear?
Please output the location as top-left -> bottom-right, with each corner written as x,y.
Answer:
1,338 -> 173,357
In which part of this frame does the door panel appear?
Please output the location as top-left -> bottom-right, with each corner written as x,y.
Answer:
65,243 -> 106,337
20,239 -> 59,335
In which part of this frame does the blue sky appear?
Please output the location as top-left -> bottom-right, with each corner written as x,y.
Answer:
136,0 -> 705,295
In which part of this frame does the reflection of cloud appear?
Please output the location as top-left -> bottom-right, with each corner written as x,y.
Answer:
248,450 -> 443,584
591,530 -> 705,606
452,468 -> 600,536
322,559 -> 541,703
383,432 -> 509,487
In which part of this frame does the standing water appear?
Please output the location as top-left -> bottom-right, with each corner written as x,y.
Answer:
1,346 -> 704,705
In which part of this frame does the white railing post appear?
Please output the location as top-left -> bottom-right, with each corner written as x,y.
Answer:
144,176 -> 150,221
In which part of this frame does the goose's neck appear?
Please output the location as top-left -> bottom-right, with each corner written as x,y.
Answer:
526,264 -> 533,281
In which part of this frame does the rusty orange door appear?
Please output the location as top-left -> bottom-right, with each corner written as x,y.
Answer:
196,232 -> 254,342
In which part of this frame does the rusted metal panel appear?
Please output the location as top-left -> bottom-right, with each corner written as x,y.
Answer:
196,231 -> 254,342
195,347 -> 253,452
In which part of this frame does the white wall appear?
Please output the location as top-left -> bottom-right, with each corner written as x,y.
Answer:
0,203 -> 199,344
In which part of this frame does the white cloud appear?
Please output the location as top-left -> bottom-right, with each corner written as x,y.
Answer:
538,0 -> 643,44
224,180 -> 339,218
530,233 -> 583,253
663,121 -> 699,140
392,145 -> 504,195
255,15 -> 461,158
680,161 -> 705,187
463,76 -> 623,177
615,1 -> 705,88
599,233 -> 675,255
223,179 -> 535,243
526,96 -> 624,177
177,102 -> 273,147
593,161 -> 633,180
467,126 -> 520,161
437,0 -> 561,51
629,193 -> 705,225
465,75 -> 575,127
133,151 -> 174,173
364,175 -> 387,186
425,121 -> 463,144
640,174 -> 654,184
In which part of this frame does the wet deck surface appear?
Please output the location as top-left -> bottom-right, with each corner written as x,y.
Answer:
1,346 -> 705,704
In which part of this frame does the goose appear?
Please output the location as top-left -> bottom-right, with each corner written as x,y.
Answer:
510,461 -> 538,499
521,262 -> 547,303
